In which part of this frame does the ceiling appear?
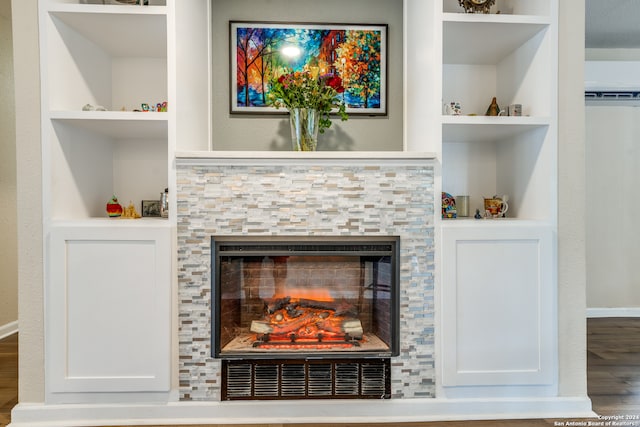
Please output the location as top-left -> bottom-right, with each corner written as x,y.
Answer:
586,0 -> 640,48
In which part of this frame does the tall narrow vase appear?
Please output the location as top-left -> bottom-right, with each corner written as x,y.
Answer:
289,108 -> 319,151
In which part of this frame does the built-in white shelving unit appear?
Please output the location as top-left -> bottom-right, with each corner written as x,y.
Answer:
30,0 -> 565,416
41,0 -> 170,221
441,1 -> 557,222
438,0 -> 559,395
39,0 -> 172,399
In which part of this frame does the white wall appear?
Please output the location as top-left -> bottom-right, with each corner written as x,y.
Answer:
210,0 -> 404,151
12,0 -> 45,402
0,0 -> 18,336
586,106 -> 640,310
557,0 -> 588,397
584,53 -> 640,314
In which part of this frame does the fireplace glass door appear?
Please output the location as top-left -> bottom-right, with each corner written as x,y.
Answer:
212,236 -> 399,359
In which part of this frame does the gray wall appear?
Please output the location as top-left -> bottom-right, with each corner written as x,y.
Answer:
210,0 -> 404,151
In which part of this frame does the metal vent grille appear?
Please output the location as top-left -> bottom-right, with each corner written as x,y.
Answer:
225,362 -> 252,397
585,91 -> 640,100
222,358 -> 390,400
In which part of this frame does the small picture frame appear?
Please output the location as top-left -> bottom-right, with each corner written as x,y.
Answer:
141,200 -> 161,217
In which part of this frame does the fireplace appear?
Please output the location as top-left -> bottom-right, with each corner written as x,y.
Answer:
212,236 -> 400,359
177,159 -> 435,401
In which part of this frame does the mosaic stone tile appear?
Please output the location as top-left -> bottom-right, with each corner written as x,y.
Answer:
177,161 -> 435,401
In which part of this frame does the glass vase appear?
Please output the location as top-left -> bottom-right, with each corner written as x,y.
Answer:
289,108 -> 319,151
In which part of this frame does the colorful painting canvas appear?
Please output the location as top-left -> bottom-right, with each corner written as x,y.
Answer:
230,21 -> 387,115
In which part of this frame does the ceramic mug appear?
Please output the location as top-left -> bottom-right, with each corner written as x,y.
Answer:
508,104 -> 522,116
498,104 -> 522,116
484,197 -> 509,218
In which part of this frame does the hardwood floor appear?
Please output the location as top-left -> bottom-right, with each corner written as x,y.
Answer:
0,334 -> 17,427
587,317 -> 640,416
1,318 -> 638,427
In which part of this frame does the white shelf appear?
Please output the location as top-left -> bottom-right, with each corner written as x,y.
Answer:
50,111 -> 168,138
443,14 -> 549,64
51,217 -> 171,228
48,5 -> 167,57
47,3 -> 167,14
442,116 -> 550,143
441,218 -> 553,228
175,150 -> 438,161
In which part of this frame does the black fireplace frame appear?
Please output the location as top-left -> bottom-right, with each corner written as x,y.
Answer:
211,235 -> 400,359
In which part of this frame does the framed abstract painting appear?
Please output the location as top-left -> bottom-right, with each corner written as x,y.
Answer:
230,21 -> 387,115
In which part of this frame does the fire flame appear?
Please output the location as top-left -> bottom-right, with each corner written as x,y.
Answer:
273,288 -> 334,302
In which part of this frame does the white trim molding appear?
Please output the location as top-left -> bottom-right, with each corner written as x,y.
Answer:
9,397 -> 596,427
0,320 -> 18,340
587,308 -> 640,318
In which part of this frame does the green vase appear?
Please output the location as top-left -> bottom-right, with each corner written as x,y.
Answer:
289,108 -> 319,151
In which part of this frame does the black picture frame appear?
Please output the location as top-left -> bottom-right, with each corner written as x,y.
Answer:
141,200 -> 161,217
230,21 -> 388,116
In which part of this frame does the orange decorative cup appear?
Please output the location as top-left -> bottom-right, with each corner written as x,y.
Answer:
484,197 -> 509,218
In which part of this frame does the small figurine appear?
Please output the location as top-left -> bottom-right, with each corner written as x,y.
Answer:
121,201 -> 141,219
485,97 -> 500,116
106,195 -> 123,218
474,208 -> 482,219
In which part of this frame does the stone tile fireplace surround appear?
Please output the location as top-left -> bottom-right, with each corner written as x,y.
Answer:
176,154 -> 435,401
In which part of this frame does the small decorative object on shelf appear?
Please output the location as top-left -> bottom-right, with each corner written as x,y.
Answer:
483,195 -> 509,218
82,104 -> 107,112
268,70 -> 348,151
456,195 -> 470,217
160,188 -> 168,218
113,0 -> 149,5
442,192 -> 457,219
142,200 -> 161,217
121,202 -> 141,219
136,102 -> 167,113
106,195 -> 123,218
485,97 -> 500,116
445,102 -> 462,116
474,209 -> 482,219
458,0 -> 495,14
508,104 -> 522,116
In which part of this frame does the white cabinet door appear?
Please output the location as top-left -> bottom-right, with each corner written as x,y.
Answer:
441,224 -> 556,387
47,224 -> 171,393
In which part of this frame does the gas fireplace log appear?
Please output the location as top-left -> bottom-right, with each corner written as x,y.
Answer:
316,318 -> 364,338
250,320 -> 274,335
342,319 -> 364,338
250,312 -> 317,335
295,298 -> 340,312
251,314 -> 364,339
265,296 -> 292,314
265,296 -> 357,316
